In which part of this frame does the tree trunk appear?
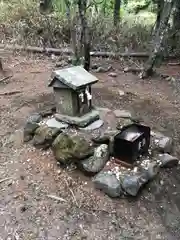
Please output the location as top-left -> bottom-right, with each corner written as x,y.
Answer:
152,0 -> 164,36
78,0 -> 91,71
171,0 -> 180,51
141,0 -> 174,78
173,0 -> 180,30
114,0 -> 121,26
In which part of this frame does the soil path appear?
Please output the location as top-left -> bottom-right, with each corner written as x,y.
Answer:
0,54 -> 180,239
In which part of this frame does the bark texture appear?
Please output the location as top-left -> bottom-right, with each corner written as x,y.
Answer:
114,0 -> 121,26
78,0 -> 91,71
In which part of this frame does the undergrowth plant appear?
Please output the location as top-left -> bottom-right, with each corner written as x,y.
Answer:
0,0 -> 156,52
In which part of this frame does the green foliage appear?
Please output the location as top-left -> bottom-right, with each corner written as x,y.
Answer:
0,0 -> 157,52
125,0 -> 155,14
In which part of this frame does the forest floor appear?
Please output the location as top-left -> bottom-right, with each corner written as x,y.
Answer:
0,52 -> 180,240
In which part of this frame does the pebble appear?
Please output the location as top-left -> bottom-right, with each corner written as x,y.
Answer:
108,72 -> 117,77
118,90 -> 125,96
160,180 -> 164,185
20,205 -> 28,212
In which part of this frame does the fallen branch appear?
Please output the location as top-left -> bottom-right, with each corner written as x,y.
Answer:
0,75 -> 12,83
0,177 -> 12,184
0,90 -> 22,96
63,178 -> 79,207
47,194 -> 67,203
0,43 -> 179,59
0,43 -> 72,55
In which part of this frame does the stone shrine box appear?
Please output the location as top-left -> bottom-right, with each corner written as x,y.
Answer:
113,124 -> 151,165
48,66 -> 99,127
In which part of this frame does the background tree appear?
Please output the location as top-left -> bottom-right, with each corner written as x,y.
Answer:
114,0 -> 121,26
141,0 -> 175,78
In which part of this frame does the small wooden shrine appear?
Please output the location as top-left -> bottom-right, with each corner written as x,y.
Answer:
48,66 -> 98,117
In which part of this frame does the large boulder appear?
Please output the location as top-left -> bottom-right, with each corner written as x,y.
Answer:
52,133 -> 94,164
93,171 -> 122,198
78,144 -> 109,175
32,125 -> 61,149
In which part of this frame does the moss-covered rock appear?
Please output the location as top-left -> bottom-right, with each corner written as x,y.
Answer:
52,133 -> 94,164
23,122 -> 39,142
32,125 -> 61,149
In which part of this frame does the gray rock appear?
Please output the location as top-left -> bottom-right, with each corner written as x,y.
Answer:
91,63 -> 101,70
113,110 -> 132,118
116,118 -> 133,130
158,137 -> 173,153
55,109 -> 99,128
23,122 -> 39,142
79,119 -> 104,131
91,134 -> 110,145
108,72 -> 117,78
142,162 -> 160,180
151,131 -> 173,153
27,113 -> 42,123
40,107 -> 56,118
92,130 -> 118,144
122,172 -> 149,196
52,133 -> 94,164
78,144 -> 109,174
46,118 -> 69,129
32,125 -> 61,149
92,130 -> 119,155
93,172 -> 122,198
158,153 -> 179,168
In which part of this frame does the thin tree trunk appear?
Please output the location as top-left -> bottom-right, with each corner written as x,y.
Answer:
152,0 -> 164,36
114,0 -> 121,26
78,0 -> 91,71
171,0 -> 180,51
141,0 -> 174,78
173,0 -> 180,30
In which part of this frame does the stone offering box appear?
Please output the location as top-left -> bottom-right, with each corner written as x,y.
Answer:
49,66 -> 99,127
113,123 -> 151,164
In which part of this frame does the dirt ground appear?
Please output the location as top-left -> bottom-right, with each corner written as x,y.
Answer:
0,52 -> 180,240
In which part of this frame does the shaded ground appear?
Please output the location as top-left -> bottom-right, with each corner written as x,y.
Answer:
0,52 -> 180,239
